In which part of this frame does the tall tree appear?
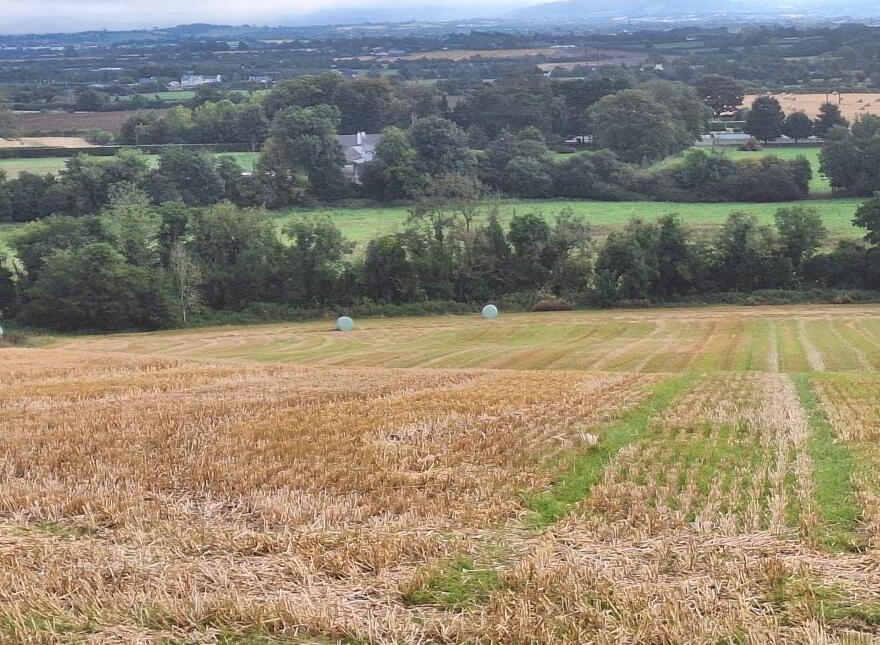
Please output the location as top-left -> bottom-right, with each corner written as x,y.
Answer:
694,75 -> 745,117
814,102 -> 849,138
262,104 -> 349,201
410,116 -> 476,179
782,111 -> 814,143
745,96 -> 785,143
587,90 -> 686,163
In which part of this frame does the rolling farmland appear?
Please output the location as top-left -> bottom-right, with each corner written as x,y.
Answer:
4,305 -> 880,641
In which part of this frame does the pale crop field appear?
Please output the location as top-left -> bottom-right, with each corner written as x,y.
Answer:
6,304 -> 880,642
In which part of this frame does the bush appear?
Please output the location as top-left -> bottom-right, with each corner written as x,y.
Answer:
0,329 -> 33,347
739,137 -> 762,151
533,298 -> 574,312
84,128 -> 114,145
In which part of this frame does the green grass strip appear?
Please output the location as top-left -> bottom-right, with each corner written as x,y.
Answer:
526,373 -> 697,527
790,374 -> 864,552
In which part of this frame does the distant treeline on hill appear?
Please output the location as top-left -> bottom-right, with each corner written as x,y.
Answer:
3,189 -> 880,333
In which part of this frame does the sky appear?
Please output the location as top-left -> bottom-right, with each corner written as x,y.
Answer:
0,0 -> 532,33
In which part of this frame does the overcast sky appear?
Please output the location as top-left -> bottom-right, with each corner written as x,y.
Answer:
0,0 -> 531,33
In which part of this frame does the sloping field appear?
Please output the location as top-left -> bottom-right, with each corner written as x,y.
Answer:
6,305 -> 880,641
64,305 -> 880,372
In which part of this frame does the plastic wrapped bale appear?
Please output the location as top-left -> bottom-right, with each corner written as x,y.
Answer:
336,316 -> 354,332
481,304 -> 499,320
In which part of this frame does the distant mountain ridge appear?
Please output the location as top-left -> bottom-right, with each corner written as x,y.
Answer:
508,0 -> 880,21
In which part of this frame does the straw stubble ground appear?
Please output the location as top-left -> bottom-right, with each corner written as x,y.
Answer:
5,305 -> 880,643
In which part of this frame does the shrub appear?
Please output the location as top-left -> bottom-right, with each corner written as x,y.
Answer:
739,137 -> 762,151
533,298 -> 574,312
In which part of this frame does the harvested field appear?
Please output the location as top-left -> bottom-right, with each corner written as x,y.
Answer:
0,136 -> 92,148
63,305 -> 880,373
11,109 -> 170,135
7,305 -> 880,641
742,93 -> 880,121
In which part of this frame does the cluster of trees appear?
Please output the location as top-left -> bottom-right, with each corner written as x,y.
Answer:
0,149 -> 271,223
744,96 -> 848,142
820,113 -> 880,195
4,185 -> 880,333
364,126 -> 811,202
120,75 -> 445,145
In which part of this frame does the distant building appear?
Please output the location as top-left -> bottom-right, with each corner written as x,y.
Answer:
179,74 -> 222,87
248,75 -> 272,84
336,131 -> 383,182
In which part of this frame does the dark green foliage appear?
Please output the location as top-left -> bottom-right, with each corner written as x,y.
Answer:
745,96 -> 785,142
782,111 -> 814,143
821,115 -> 880,195
187,203 -> 282,311
17,242 -> 173,331
813,103 -> 849,138
587,89 -> 693,164
694,75 -> 745,117
452,73 -> 562,138
261,104 -> 350,202
644,149 -> 811,202
551,150 -> 637,200
713,211 -> 792,291
361,127 -> 422,201
409,116 -> 476,179
774,206 -> 827,277
151,148 -> 225,206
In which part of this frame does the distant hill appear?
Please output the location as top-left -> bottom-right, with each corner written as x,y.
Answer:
281,5 -> 519,26
508,0 -> 880,21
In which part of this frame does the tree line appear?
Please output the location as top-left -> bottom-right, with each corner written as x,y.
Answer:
3,186 -> 880,332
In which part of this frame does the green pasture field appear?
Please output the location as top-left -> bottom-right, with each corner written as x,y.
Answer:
0,151 -> 259,178
279,196 -> 864,246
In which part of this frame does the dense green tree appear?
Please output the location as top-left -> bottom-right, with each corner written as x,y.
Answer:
641,80 -> 712,143
262,104 -> 349,201
587,90 -> 689,163
853,197 -> 880,245
782,111 -> 814,143
281,217 -> 353,307
263,73 -> 347,119
234,103 -> 269,151
187,204 -> 282,310
713,211 -> 790,290
745,96 -> 785,142
814,102 -> 849,138
552,75 -> 632,135
774,206 -> 826,278
410,116 -> 476,179
592,219 -> 661,304
361,234 -> 420,303
820,115 -> 880,195
361,127 -> 422,201
481,127 -> 554,197
17,242 -> 173,332
552,150 -> 636,200
694,75 -> 745,117
75,89 -> 109,111
151,148 -> 225,206
452,73 -> 563,138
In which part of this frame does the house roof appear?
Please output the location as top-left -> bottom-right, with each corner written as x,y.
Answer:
336,133 -> 383,148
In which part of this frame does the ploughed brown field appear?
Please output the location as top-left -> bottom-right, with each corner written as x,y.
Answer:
4,305 -> 880,643
11,109 -> 170,135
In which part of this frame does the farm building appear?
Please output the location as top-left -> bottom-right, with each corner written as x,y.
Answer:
336,131 -> 383,181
